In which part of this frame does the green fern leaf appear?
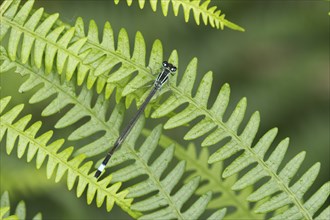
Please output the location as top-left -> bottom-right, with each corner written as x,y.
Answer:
0,191 -> 42,220
142,56 -> 329,218
0,91 -> 218,219
0,46 -> 123,157
1,0 -> 90,80
0,207 -> 9,219
0,47 -> 221,218
315,205 -> 330,220
1,1 -> 328,219
0,0 -> 161,103
271,182 -> 330,219
4,51 -> 230,219
206,208 -> 226,220
115,0 -> 244,31
0,0 -> 177,112
0,97 -> 139,218
101,117 -> 217,219
144,128 -> 265,219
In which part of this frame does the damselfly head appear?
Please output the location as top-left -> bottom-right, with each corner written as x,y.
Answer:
170,65 -> 177,73
162,61 -> 169,67
162,61 -> 177,73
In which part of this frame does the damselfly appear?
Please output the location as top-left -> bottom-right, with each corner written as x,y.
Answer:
95,61 -> 177,178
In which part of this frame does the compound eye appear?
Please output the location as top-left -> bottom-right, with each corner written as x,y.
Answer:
170,66 -> 177,72
162,61 -> 169,67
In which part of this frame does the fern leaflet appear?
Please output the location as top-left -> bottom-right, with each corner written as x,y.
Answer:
0,96 -> 139,218
143,128 -> 265,219
114,0 -> 245,31
0,48 -> 226,218
150,57 -> 329,219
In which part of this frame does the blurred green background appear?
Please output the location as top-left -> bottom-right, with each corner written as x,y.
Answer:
1,0 -> 328,219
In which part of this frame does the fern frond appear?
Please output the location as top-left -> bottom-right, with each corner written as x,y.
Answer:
143,128 -> 265,219
1,1 -> 328,219
0,49 -> 219,218
114,0 -> 244,31
0,0 -> 90,79
0,85 -> 220,219
0,45 -> 124,158
103,119 -> 213,219
134,54 -> 329,218
0,191 -> 42,220
1,0 -> 167,104
271,182 -> 330,219
0,45 -> 240,218
0,97 -> 140,218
